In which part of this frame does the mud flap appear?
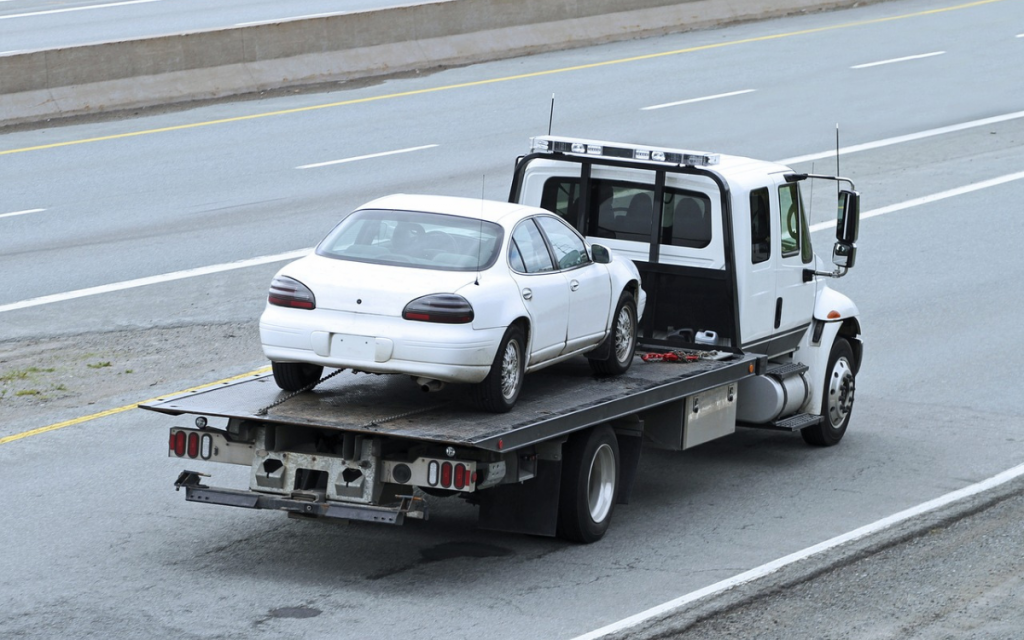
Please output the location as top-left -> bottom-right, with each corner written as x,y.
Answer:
476,460 -> 561,537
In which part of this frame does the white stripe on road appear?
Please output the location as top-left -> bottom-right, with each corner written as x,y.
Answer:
573,460 -> 1024,640
235,12 -> 346,27
0,0 -> 159,20
297,144 -> 439,169
0,208 -> 45,219
776,110 -> 1024,165
0,248 -> 310,313
641,90 -> 755,111
851,51 -> 945,69
808,170 -> 1024,234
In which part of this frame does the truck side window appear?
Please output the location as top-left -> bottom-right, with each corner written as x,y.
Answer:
541,179 -> 580,225
778,184 -> 802,258
750,187 -> 770,264
510,219 -> 556,273
662,192 -> 712,249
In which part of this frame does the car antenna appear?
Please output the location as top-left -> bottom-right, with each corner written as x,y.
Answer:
836,123 -> 841,200
547,94 -> 555,135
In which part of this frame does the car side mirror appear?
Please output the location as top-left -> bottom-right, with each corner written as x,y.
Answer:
591,244 -> 611,264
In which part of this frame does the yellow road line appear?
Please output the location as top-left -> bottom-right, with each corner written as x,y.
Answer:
0,0 -> 1003,157
0,366 -> 271,445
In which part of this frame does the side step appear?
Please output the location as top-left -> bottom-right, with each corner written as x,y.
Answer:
766,362 -> 809,378
739,413 -> 822,432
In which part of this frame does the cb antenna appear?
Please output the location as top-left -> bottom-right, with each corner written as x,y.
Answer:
548,94 -> 555,135
835,123 -> 841,200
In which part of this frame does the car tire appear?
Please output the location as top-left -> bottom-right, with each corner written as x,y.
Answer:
558,425 -> 620,543
472,325 -> 525,413
802,338 -> 856,446
271,361 -> 324,392
588,291 -> 637,376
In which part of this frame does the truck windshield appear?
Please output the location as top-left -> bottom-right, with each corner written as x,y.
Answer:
316,209 -> 504,271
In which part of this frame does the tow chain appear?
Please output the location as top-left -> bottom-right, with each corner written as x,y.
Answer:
641,349 -> 728,363
256,368 -> 346,416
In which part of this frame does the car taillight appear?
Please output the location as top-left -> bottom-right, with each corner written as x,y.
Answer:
268,276 -> 316,310
402,294 -> 474,324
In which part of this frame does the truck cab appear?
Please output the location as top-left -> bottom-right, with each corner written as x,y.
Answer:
510,136 -> 862,444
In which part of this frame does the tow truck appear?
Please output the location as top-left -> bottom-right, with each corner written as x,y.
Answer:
142,136 -> 862,543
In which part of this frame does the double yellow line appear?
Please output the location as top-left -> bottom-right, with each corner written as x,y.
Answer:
0,0 -> 1003,157
0,366 -> 269,445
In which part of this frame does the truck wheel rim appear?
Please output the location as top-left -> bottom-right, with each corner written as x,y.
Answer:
500,339 -> 521,400
826,357 -> 855,428
587,443 -> 616,523
614,306 -> 634,363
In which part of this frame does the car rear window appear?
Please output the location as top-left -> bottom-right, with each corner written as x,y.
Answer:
316,209 -> 504,271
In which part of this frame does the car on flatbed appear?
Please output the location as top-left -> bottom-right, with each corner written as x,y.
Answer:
259,194 -> 646,412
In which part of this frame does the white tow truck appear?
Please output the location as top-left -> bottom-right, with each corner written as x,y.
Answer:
142,136 -> 862,543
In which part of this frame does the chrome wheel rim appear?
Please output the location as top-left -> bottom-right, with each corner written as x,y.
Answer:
587,443 -> 616,523
500,339 -> 521,400
613,305 -> 635,363
826,356 -> 855,428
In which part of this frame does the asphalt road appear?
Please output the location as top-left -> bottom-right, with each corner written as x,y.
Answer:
0,0 -> 414,53
2,0 -> 1024,638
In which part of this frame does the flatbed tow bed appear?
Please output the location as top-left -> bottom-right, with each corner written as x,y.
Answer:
142,352 -> 760,453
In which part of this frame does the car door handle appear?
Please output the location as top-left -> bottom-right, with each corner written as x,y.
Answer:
569,279 -> 580,292
522,288 -> 533,300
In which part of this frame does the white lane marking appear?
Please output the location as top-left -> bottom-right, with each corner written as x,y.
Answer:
0,248 -> 310,313
851,50 -> 945,69
641,90 -> 756,111
808,170 -> 1024,234
776,109 -> 1024,165
1016,34 -> 1024,38
235,12 -> 345,27
0,208 -> 45,219
297,144 -> 439,169
0,0 -> 159,20
574,460 -> 1024,640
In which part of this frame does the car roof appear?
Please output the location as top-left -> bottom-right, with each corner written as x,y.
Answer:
357,193 -> 545,224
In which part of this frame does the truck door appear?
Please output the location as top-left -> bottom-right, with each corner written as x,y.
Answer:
769,181 -> 815,355
508,218 -> 570,364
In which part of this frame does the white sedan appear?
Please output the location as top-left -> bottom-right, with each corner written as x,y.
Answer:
260,194 -> 646,412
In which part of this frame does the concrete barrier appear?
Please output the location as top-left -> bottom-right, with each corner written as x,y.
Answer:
0,0 -> 880,127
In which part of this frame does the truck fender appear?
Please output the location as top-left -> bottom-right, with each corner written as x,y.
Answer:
799,287 -> 863,414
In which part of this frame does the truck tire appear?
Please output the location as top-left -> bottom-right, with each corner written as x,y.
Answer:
558,425 -> 620,543
272,361 -> 324,392
472,325 -> 525,413
588,292 -> 637,376
802,338 -> 856,446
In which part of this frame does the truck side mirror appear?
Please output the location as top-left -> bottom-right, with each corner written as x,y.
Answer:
832,242 -> 856,269
591,244 -> 611,264
836,190 -> 859,245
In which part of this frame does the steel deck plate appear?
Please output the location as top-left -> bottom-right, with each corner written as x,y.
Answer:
141,354 -> 758,452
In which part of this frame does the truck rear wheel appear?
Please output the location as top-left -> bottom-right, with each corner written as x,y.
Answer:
272,362 -> 323,392
588,292 -> 637,376
802,338 -> 856,446
558,425 -> 620,543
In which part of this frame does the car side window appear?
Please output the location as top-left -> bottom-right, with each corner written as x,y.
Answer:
510,219 -> 556,273
536,216 -> 591,270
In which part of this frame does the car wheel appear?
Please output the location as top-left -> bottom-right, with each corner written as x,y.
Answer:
271,361 -> 324,392
558,425 -> 620,543
588,291 -> 637,376
802,338 -> 856,446
472,325 -> 525,413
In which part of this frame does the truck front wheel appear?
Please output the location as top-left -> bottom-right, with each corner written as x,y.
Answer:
802,338 -> 856,447
558,425 -> 620,543
272,362 -> 324,392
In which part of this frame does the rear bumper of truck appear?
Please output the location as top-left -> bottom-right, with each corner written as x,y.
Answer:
174,470 -> 425,525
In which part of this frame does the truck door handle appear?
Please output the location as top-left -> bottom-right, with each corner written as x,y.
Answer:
522,288 -> 533,300
569,279 -> 580,292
